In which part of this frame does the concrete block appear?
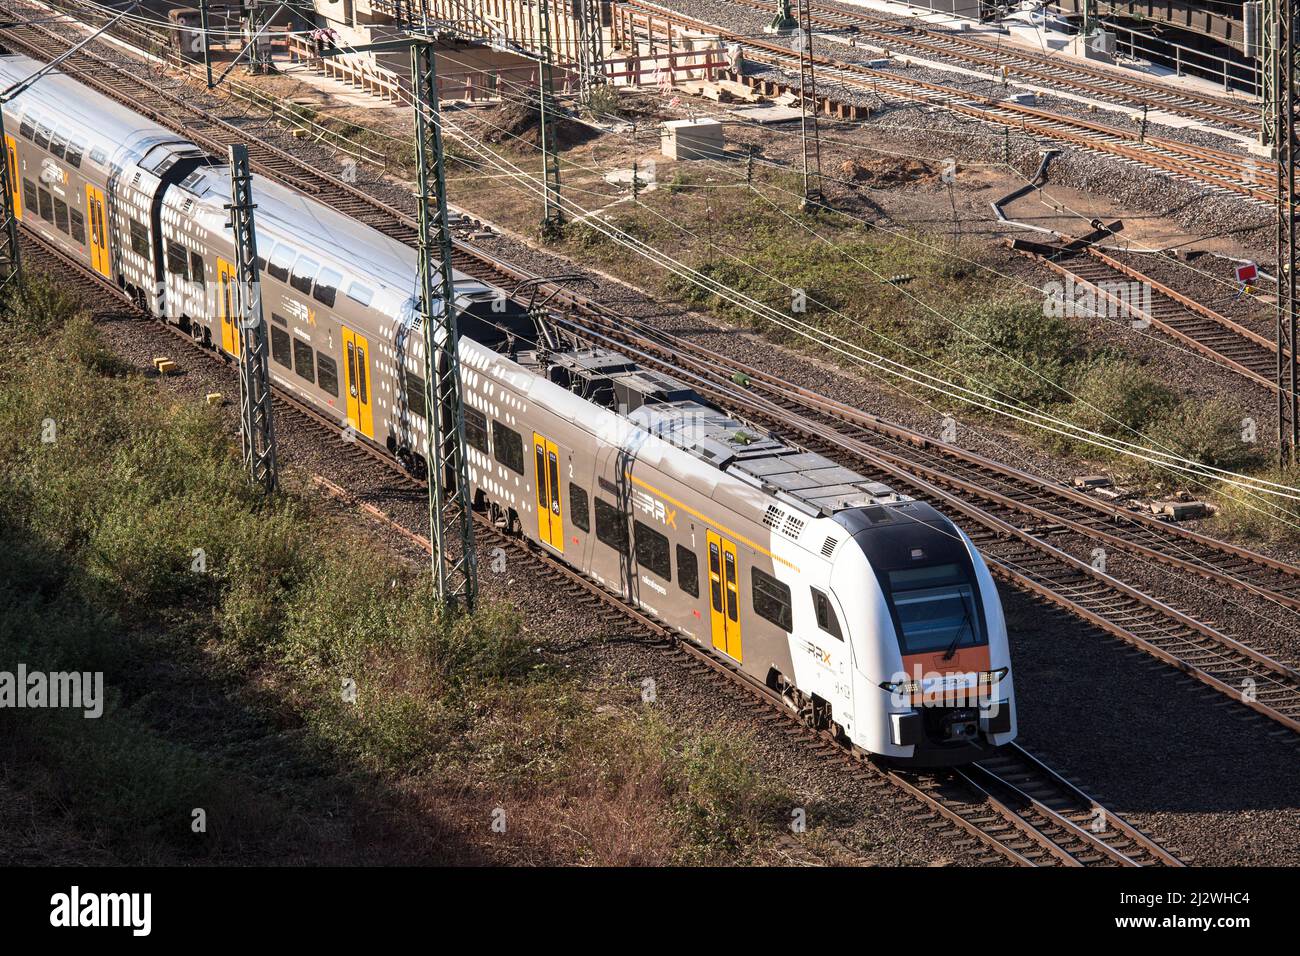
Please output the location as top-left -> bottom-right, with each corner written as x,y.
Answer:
1152,500 -> 1211,521
662,118 -> 725,161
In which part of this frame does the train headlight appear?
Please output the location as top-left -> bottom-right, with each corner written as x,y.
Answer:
879,678 -> 922,695
978,667 -> 1010,686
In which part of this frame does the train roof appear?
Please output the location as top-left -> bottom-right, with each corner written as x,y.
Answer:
174,165 -> 510,327
605,358 -> 907,519
176,164 -> 422,318
0,53 -> 190,168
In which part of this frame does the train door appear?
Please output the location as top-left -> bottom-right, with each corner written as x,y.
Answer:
85,185 -> 109,277
532,432 -> 564,554
342,327 -> 374,439
217,257 -> 239,356
706,531 -> 742,662
4,133 -> 20,223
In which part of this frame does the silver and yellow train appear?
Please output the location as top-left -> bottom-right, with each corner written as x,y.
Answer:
2,53 -> 1015,765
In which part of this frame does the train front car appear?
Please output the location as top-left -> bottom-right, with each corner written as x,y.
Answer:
828,501 -> 1016,767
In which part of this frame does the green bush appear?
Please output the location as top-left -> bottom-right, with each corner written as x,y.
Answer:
1068,357 -> 1177,439
667,727 -> 789,862
0,266 -> 789,863
1137,396 -> 1262,478
942,300 -> 1084,409
1213,465 -> 1300,545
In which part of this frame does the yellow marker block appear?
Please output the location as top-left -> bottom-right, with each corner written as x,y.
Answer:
205,393 -> 223,406
154,359 -> 176,376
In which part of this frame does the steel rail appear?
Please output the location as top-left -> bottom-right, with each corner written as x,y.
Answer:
1017,242 -> 1288,394
545,302 -> 1300,614
711,0 -> 1258,130
16,223 -> 1184,867
8,6 -> 1300,734
544,313 -> 1300,736
617,0 -> 1276,205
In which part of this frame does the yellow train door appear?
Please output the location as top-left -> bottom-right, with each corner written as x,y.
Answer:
532,432 -> 564,553
342,327 -> 374,439
85,185 -> 109,277
217,257 -> 239,356
4,134 -> 20,223
706,531 -> 742,662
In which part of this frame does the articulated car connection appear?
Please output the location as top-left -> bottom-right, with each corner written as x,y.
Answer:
0,52 -> 1015,766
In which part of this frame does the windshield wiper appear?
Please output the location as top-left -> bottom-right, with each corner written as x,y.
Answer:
941,598 -> 974,662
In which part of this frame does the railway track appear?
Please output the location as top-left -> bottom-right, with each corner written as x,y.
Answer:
13,229 -> 1182,867
545,306 -> 1300,738
9,2 -> 1300,733
1018,242 -> 1288,393
7,0 -> 1274,207
615,0 -> 1277,205
710,0 -> 1259,131
10,6 -> 1300,735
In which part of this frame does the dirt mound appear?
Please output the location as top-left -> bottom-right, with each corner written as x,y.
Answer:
838,157 -> 940,187
483,94 -> 596,152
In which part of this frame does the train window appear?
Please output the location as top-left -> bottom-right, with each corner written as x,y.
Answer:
290,255 -> 319,295
129,219 -> 150,258
18,113 -> 34,140
69,209 -> 85,245
292,339 -> 315,383
752,568 -> 793,632
346,281 -> 374,307
66,139 -> 85,169
38,188 -> 53,222
810,588 -> 842,640
34,123 -> 50,150
166,241 -> 189,278
725,552 -> 739,623
270,312 -> 287,327
885,564 -> 983,656
270,326 -> 292,368
676,545 -> 699,598
53,198 -> 69,235
50,130 -> 68,160
569,483 -> 590,533
355,344 -> 368,403
317,354 -> 339,398
314,268 -> 341,308
267,246 -> 294,282
464,406 -> 488,452
403,371 -> 426,419
190,251 -> 206,286
89,147 -> 108,166
492,421 -> 524,474
633,521 -> 671,582
256,239 -> 274,273
594,498 -> 628,553
22,180 -> 37,217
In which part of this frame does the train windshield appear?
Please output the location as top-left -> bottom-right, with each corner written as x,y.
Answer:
885,563 -> 984,656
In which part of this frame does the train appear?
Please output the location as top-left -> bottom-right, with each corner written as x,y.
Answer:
1,52 -> 1016,766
